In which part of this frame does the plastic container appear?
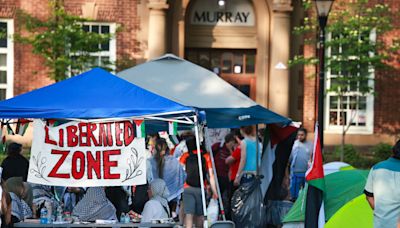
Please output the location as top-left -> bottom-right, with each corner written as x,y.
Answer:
40,206 -> 48,224
56,205 -> 63,222
120,213 -> 126,223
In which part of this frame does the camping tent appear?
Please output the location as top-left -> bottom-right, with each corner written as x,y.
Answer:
283,169 -> 370,226
323,161 -> 353,175
117,54 -> 291,128
325,194 -> 373,228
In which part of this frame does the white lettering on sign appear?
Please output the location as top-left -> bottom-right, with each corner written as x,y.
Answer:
190,0 -> 255,26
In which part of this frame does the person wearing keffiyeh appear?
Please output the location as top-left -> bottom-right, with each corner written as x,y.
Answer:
139,179 -> 170,224
5,177 -> 32,222
72,187 -> 117,222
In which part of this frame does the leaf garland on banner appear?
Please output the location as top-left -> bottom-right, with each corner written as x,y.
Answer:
122,147 -> 144,183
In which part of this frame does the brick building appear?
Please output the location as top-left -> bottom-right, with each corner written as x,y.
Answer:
0,0 -> 399,145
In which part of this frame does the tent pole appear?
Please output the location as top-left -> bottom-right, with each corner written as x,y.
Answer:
194,115 -> 208,228
256,124 -> 260,176
204,127 -> 226,221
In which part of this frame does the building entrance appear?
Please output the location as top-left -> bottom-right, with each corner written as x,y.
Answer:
185,48 -> 256,99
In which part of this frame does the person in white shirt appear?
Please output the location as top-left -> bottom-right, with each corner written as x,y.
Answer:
130,179 -> 170,224
289,128 -> 313,200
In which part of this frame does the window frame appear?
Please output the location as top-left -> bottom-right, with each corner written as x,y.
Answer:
0,19 -> 14,100
70,22 -> 117,75
324,31 -> 375,134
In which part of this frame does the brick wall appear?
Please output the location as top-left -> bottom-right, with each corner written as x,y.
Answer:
374,0 -> 400,136
0,0 -> 141,96
301,0 -> 400,140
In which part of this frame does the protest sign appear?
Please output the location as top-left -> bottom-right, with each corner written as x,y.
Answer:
28,119 -> 146,187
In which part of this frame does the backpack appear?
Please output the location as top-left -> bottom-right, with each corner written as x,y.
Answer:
185,150 -> 207,187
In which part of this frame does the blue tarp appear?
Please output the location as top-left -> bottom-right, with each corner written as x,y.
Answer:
0,68 -> 194,119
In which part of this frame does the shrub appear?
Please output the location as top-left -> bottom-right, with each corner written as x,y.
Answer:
371,143 -> 392,163
334,144 -> 364,168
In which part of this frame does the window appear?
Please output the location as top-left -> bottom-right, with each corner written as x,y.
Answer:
0,19 -> 13,100
325,31 -> 374,134
71,23 -> 116,75
185,49 -> 257,99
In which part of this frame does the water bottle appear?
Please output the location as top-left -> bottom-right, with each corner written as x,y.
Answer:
56,205 -> 63,222
124,213 -> 130,223
44,201 -> 53,223
120,212 -> 126,223
40,206 -> 48,224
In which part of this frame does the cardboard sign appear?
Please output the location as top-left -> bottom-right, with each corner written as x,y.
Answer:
28,120 -> 146,187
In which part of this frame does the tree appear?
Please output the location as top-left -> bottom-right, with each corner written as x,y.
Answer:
15,0 -> 115,81
290,0 -> 399,160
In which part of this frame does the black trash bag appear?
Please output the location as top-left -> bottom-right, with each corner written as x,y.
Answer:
231,177 -> 267,228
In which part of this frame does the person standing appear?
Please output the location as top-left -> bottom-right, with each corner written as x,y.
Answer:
180,136 -> 217,228
364,140 -> 400,228
1,143 -> 29,181
212,133 -> 237,200
289,128 -> 313,200
234,126 -> 260,186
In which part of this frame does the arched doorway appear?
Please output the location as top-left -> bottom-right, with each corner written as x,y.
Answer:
181,0 -> 271,103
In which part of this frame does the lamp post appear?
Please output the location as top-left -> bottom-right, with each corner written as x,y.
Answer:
315,0 -> 334,150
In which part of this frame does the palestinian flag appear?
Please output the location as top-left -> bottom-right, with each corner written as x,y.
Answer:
134,119 -> 145,138
168,121 -> 178,135
305,123 -> 325,228
6,123 -> 14,135
16,119 -> 30,136
46,119 -> 66,127
262,123 -> 298,199
0,123 -> 6,152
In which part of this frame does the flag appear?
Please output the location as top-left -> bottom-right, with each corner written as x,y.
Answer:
262,124 -> 298,199
46,119 -> 68,127
16,119 -> 30,136
168,121 -> 178,135
0,123 -> 5,153
305,123 -> 325,228
134,119 -> 145,138
6,123 -> 13,135
169,134 -> 179,146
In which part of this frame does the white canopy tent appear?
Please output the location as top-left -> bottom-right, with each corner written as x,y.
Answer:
118,54 -> 293,222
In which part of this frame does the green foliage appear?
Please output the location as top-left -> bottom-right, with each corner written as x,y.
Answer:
14,1 -> 115,81
325,143 -> 394,169
334,144 -> 360,165
371,143 -> 392,163
291,0 -> 398,97
0,27 -> 6,40
116,54 -> 136,72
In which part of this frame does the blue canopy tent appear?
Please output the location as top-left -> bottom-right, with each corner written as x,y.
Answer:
0,67 -> 214,225
0,68 -> 194,119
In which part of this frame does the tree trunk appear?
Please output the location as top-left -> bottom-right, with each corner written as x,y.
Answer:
340,95 -> 345,162
341,124 -> 345,162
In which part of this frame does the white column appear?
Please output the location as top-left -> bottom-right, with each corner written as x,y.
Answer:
269,1 -> 293,116
148,0 -> 169,60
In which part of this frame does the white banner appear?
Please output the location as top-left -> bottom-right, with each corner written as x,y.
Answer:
28,120 -> 146,187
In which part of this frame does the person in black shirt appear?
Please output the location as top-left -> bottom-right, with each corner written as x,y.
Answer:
1,142 -> 29,181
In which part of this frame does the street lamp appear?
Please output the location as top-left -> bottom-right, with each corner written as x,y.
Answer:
315,0 -> 334,149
